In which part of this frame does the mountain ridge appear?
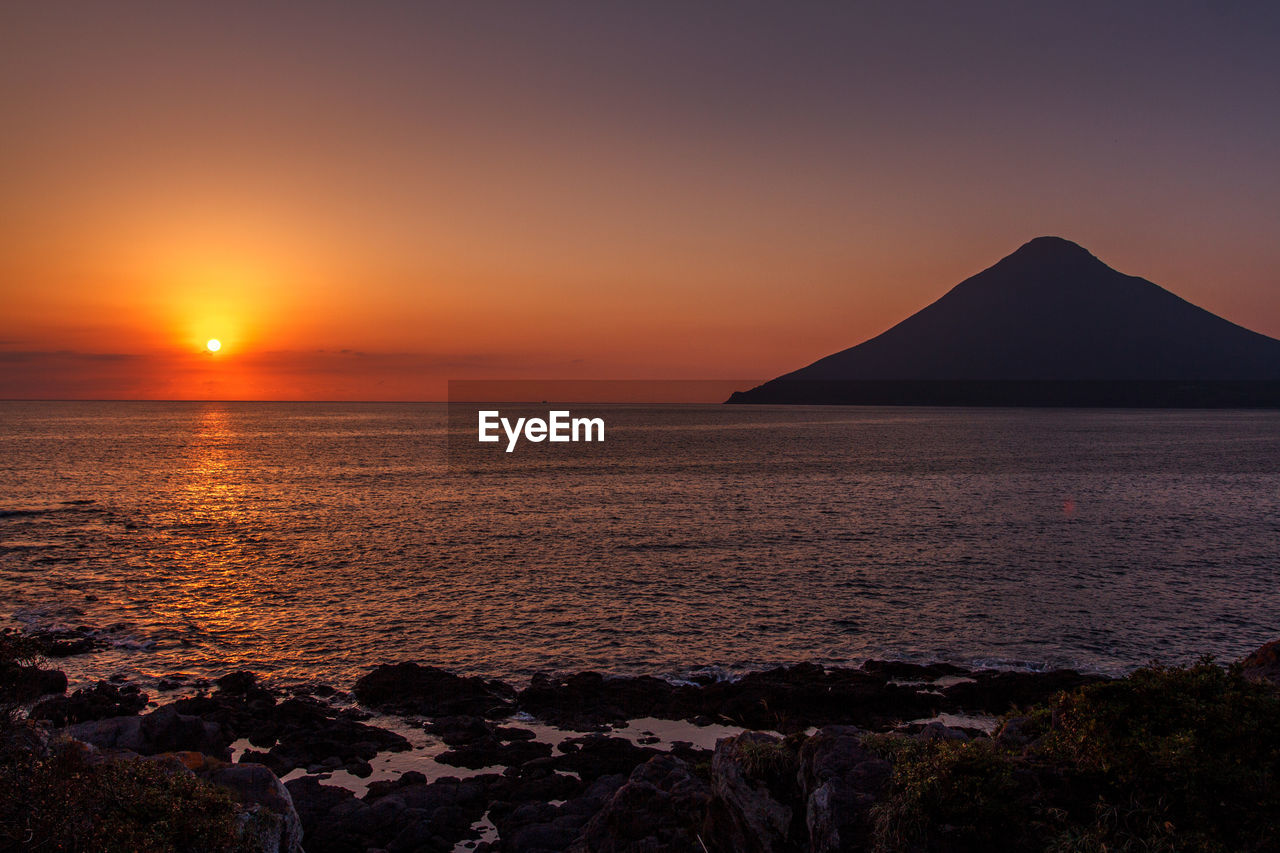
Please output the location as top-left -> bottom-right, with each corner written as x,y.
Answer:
729,237 -> 1280,406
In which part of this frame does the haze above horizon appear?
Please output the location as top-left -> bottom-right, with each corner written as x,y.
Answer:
3,2 -> 1279,400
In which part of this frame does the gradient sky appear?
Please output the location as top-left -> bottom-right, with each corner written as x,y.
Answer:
3,1 -> 1279,399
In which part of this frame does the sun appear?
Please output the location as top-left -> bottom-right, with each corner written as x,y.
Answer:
206,338 -> 222,353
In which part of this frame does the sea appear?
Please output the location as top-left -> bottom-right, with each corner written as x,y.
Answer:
2,401 -> 1278,692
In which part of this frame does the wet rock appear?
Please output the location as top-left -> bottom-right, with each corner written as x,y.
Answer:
571,754 -> 713,853
365,770 -> 428,800
518,671 -> 683,730
436,735 -> 551,770
861,660 -> 971,680
30,680 -> 148,725
346,758 -> 373,778
68,704 -> 230,759
426,714 -> 493,745
702,665 -> 935,733
517,664 -> 942,733
173,690 -> 411,776
553,735 -> 661,783
217,670 -> 268,696
495,725 -> 537,742
21,626 -> 111,658
354,662 -> 515,718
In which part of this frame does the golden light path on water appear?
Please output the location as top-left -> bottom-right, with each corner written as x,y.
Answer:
2,403 -> 1279,693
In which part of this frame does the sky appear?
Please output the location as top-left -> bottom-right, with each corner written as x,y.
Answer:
2,1 -> 1279,400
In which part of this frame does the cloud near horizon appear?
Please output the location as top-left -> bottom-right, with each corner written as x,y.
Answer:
0,348 -> 567,401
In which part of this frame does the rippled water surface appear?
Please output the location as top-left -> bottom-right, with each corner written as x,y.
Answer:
2,401 -> 1278,689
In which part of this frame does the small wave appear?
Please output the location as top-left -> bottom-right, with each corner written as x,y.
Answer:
9,605 -> 158,653
0,501 -> 98,519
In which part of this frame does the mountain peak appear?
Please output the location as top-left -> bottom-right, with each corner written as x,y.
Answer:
730,237 -> 1280,397
1003,235 -> 1103,267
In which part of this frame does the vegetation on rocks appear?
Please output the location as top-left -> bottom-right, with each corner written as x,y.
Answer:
0,636 -> 247,852
868,660 -> 1280,852
0,738 -> 249,853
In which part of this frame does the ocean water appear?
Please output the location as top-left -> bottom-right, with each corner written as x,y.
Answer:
2,401 -> 1278,691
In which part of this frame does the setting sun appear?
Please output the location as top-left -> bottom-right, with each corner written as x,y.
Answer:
206,338 -> 222,353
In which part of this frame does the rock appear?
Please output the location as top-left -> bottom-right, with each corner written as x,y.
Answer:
285,776 -> 366,853
1241,640 -> 1280,686
0,663 -> 67,702
217,670 -> 266,695
287,773 -> 492,853
495,725 -> 537,742
553,735 -> 661,783
796,726 -> 891,853
914,721 -> 970,742
30,680 -> 148,725
173,692 -> 411,776
861,660 -> 970,680
206,763 -> 304,853
518,671 -> 683,730
517,664 -> 942,733
68,704 -> 230,759
436,736 -> 551,770
571,754 -> 713,852
489,758 -> 584,804
489,773 -> 625,853
709,732 -> 801,852
994,715 -> 1040,749
426,714 -> 493,745
942,669 -> 1104,714
353,662 -> 515,718
20,626 -> 110,658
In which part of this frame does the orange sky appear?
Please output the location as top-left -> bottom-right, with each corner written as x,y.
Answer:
3,3 -> 1279,400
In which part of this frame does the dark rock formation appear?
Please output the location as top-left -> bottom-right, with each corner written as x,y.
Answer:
30,679 -> 148,725
942,668 -> 1103,714
488,773 -> 627,853
517,664 -> 943,733
709,732 -> 804,853
354,662 -> 516,718
795,726 -> 891,853
171,673 -> 411,776
1,663 -> 66,702
205,762 -> 305,853
1241,639 -> 1280,686
286,772 -> 493,853
68,704 -> 230,759
571,755 -> 713,853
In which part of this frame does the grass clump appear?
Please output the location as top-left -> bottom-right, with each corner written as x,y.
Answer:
737,736 -> 797,783
868,660 -> 1280,852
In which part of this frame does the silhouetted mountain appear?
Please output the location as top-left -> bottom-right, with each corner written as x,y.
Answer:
730,237 -> 1280,406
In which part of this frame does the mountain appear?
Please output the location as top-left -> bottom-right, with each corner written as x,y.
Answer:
728,237 -> 1280,406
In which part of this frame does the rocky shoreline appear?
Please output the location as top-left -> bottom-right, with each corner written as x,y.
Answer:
4,636 -> 1280,852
